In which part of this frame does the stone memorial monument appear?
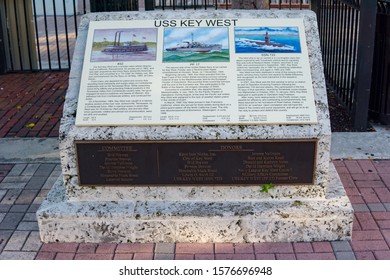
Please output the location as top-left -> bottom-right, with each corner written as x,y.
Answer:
37,10 -> 353,243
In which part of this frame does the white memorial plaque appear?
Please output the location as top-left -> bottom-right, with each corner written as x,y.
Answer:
75,18 -> 318,126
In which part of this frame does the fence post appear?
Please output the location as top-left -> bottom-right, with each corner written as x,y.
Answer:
310,0 -> 319,15
353,0 -> 378,131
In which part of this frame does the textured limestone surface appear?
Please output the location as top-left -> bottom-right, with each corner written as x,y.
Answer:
37,10 -> 353,243
37,163 -> 353,243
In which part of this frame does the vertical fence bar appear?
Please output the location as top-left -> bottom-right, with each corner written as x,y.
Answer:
341,2 -> 351,106
326,0 -> 333,76
3,0 -> 15,71
22,0 -> 33,70
329,1 -> 337,83
23,0 -> 33,71
43,0 -> 52,70
334,1 -> 341,90
353,0 -> 377,130
33,0 -> 42,70
335,1 -> 345,97
344,4 -> 355,109
82,0 -> 87,14
334,1 -> 342,90
349,5 -> 360,111
323,0 -> 330,78
0,3 -> 6,73
73,0 -> 78,37
52,0 -> 62,70
12,0 -> 24,70
321,0 -> 328,74
63,0 -> 71,69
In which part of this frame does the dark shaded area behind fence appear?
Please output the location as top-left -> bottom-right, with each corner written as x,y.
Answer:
316,0 -> 390,130
370,0 -> 390,125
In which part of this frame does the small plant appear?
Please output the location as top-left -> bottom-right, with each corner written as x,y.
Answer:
260,183 -> 275,193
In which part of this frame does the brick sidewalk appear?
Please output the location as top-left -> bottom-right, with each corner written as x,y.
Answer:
1,160 -> 390,260
0,72 -> 68,138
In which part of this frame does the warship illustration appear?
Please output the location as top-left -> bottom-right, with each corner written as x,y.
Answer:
166,33 -> 222,53
101,31 -> 147,53
246,32 -> 286,47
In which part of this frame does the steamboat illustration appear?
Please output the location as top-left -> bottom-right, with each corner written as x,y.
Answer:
165,33 -> 222,53
101,31 -> 148,53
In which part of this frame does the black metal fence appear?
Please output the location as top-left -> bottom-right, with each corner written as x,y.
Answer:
0,0 -> 84,72
316,0 -> 380,131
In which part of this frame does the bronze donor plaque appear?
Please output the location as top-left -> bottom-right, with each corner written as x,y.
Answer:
75,140 -> 317,186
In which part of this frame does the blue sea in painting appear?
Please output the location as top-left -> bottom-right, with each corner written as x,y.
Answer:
235,27 -> 302,54
163,49 -> 230,63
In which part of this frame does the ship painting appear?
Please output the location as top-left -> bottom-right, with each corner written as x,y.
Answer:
245,32 -> 287,48
163,27 -> 229,62
101,31 -> 148,53
90,28 -> 157,62
235,27 -> 301,53
165,33 -> 222,53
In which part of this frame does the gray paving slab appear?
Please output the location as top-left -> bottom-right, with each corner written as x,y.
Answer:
367,203 -> 387,212
4,231 -> 30,251
0,251 -> 37,260
155,243 -> 175,254
0,190 -> 22,205
0,230 -> 13,252
0,138 -> 60,163
22,231 -> 43,252
8,164 -> 27,176
353,204 -> 370,212
335,251 -> 356,260
21,164 -> 41,176
331,124 -> 390,160
0,190 -> 6,201
331,241 -> 353,252
0,182 -> 27,190
0,212 -> 25,230
34,164 -> 56,176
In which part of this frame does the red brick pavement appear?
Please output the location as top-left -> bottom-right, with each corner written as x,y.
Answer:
0,72 -> 68,138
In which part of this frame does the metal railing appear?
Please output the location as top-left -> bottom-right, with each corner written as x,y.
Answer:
0,0 -> 87,72
316,0 -> 378,130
